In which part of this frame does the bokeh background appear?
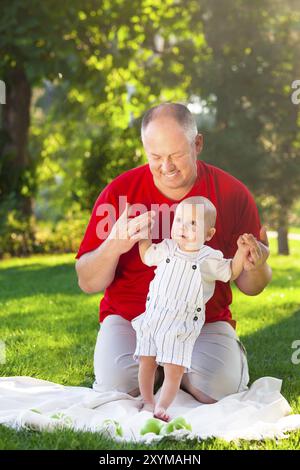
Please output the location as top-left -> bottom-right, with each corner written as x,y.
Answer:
0,0 -> 300,258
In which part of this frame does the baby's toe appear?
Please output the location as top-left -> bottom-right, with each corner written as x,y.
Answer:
154,407 -> 170,422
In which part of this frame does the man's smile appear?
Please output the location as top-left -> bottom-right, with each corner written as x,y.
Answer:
162,170 -> 180,178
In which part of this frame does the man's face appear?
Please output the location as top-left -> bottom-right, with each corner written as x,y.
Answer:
142,117 -> 203,192
171,203 -> 206,251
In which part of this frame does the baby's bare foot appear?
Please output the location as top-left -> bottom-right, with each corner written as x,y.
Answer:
153,405 -> 170,422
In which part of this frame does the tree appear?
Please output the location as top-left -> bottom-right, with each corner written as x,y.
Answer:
260,1 -> 300,254
0,0 -> 198,255
0,0 -> 86,254
182,0 -> 300,254
29,0 -> 206,220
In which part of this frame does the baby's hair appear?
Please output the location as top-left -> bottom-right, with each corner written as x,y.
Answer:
177,196 -> 217,228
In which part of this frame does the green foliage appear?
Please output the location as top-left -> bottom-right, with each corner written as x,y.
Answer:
0,193 -> 89,258
182,0 -> 300,242
1,0 -> 300,256
0,194 -> 35,257
0,0 -> 83,82
34,208 -> 90,256
82,125 -> 145,208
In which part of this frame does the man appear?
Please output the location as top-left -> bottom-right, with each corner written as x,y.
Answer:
75,103 -> 272,404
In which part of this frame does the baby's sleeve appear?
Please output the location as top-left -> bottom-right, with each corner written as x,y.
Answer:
144,239 -> 169,267
201,250 -> 232,282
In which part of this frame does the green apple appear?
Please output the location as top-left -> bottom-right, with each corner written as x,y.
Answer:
102,418 -> 123,437
171,416 -> 192,430
159,416 -> 192,435
140,418 -> 164,435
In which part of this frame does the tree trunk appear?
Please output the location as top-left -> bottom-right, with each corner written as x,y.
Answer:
2,66 -> 32,217
277,208 -> 289,255
277,227 -> 289,255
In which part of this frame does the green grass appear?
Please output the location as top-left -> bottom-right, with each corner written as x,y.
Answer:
0,240 -> 299,450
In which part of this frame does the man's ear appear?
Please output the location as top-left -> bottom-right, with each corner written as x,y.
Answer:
195,134 -> 203,154
206,227 -> 216,241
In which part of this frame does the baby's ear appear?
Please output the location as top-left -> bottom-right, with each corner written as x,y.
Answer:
206,227 -> 216,241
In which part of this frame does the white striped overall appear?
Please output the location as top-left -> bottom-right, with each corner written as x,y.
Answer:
132,240 -> 209,372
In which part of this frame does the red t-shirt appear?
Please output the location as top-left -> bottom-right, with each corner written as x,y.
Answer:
76,160 -> 261,328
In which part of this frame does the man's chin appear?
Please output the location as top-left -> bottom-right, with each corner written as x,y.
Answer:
155,172 -> 184,187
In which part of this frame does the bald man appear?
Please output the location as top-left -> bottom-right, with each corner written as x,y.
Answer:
75,103 -> 271,405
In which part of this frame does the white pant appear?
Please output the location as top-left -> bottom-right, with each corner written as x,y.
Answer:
93,315 -> 249,401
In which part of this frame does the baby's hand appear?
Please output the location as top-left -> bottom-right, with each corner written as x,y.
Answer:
237,234 -> 251,255
240,233 -> 267,271
238,232 -> 268,271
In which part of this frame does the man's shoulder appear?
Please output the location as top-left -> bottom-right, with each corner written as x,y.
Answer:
97,164 -> 149,200
201,160 -> 251,196
108,163 -> 149,190
92,163 -> 149,208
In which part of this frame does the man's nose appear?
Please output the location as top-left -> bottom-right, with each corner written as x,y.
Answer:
161,158 -> 175,172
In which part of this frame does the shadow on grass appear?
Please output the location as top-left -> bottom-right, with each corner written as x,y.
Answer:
2,306 -> 300,401
266,267 -> 300,289
2,307 -> 98,333
240,307 -> 300,402
0,262 -> 83,300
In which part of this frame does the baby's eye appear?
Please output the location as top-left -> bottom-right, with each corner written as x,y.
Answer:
191,220 -> 196,225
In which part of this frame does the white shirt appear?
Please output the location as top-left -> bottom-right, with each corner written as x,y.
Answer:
144,238 -> 232,306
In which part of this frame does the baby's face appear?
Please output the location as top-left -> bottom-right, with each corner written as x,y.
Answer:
171,203 -> 209,251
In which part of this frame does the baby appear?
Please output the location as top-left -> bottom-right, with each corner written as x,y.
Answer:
131,196 -> 251,422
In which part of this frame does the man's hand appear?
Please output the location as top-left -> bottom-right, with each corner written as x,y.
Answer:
108,202 -> 155,255
234,226 -> 272,295
241,227 -> 270,272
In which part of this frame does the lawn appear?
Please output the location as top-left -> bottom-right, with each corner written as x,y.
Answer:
0,238 -> 299,450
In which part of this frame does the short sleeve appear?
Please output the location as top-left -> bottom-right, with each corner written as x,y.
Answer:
226,185 -> 261,258
144,239 -> 170,267
201,250 -> 232,283
75,185 -> 117,259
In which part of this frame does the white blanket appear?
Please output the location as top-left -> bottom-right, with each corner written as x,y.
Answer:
0,376 -> 300,444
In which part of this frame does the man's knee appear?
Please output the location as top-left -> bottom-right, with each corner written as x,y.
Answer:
94,342 -> 165,396
94,362 -> 163,397
93,369 -> 138,395
94,353 -> 139,394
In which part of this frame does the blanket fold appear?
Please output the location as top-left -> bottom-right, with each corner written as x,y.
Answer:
0,375 -> 299,444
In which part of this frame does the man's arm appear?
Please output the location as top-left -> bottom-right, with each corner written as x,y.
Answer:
234,228 -> 272,295
76,203 -> 155,294
75,238 -> 122,294
234,262 -> 272,295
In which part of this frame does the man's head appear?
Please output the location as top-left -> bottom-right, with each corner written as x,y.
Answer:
141,103 -> 203,195
171,196 -> 217,251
